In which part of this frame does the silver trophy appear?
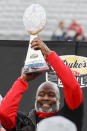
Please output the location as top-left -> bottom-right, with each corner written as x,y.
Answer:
23,4 -> 49,73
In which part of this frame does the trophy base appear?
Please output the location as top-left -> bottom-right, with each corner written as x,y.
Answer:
23,62 -> 49,74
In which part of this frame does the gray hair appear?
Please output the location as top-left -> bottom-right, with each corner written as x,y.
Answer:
36,81 -> 60,100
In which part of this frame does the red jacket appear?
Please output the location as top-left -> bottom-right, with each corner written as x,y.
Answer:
68,23 -> 83,34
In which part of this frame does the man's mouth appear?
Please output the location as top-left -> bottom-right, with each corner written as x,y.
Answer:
42,103 -> 51,110
36,101 -> 57,113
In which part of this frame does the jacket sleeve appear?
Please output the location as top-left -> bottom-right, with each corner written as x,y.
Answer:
0,77 -> 28,130
46,51 -> 83,110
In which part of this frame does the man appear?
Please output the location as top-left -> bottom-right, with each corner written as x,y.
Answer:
67,19 -> 83,35
0,38 -> 83,131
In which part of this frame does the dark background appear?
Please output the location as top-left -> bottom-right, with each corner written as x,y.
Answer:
0,40 -> 87,131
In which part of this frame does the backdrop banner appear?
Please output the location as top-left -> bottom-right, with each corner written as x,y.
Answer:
46,55 -> 87,88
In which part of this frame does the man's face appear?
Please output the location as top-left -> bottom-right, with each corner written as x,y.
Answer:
35,83 -> 59,113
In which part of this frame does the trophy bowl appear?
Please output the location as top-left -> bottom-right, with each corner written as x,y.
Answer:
23,3 -> 47,35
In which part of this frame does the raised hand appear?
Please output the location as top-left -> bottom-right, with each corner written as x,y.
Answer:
30,37 -> 52,57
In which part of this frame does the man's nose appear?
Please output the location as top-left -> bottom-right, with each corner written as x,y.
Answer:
43,94 -> 49,100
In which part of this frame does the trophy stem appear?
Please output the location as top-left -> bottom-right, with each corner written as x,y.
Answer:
30,34 -> 38,43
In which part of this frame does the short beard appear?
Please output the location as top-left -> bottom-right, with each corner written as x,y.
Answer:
35,101 -> 60,113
